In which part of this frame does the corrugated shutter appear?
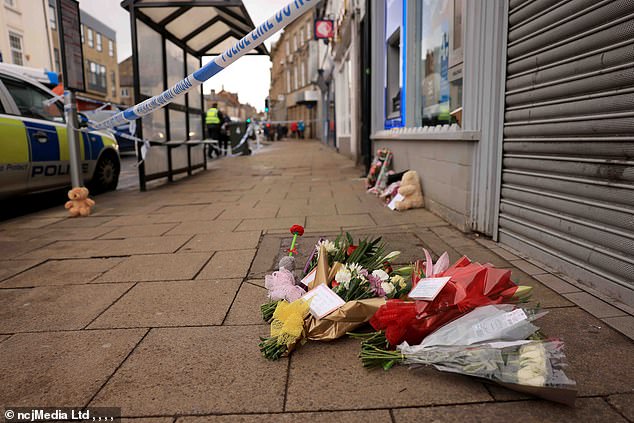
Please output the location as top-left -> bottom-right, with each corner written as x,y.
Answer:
499,0 -> 634,305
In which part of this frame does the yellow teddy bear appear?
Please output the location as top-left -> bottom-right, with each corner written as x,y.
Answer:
396,170 -> 424,211
65,187 -> 95,217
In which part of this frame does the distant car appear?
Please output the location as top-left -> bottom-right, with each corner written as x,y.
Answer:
0,66 -> 120,199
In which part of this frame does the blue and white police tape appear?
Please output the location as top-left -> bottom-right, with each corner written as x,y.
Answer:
92,0 -> 319,130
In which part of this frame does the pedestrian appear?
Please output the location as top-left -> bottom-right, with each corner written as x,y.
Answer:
290,121 -> 298,139
297,120 -> 305,139
205,103 -> 223,157
220,113 -> 231,155
276,123 -> 284,141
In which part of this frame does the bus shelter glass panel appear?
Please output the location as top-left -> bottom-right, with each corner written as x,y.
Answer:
166,39 -> 185,105
186,53 -> 202,111
169,110 -> 187,141
188,111 -> 202,139
138,20 -> 165,140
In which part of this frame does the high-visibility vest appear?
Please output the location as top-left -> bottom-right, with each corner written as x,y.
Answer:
205,108 -> 220,124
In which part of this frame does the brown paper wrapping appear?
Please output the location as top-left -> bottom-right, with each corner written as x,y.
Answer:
306,297 -> 386,341
300,245 -> 384,343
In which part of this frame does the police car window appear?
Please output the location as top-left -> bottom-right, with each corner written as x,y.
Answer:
0,76 -> 65,123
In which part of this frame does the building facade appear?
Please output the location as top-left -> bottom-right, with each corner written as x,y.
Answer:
204,89 -> 257,122
365,0 -> 633,306
267,9 -> 324,140
118,56 -> 133,106
49,3 -> 120,105
0,0 -> 55,70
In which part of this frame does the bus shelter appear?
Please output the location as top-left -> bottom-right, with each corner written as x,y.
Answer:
121,0 -> 268,189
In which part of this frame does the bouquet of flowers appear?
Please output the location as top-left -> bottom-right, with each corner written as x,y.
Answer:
367,250 -> 533,349
356,304 -> 576,405
259,232 -> 411,360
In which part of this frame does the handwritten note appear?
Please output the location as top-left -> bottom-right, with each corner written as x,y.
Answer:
408,276 -> 452,300
302,284 -> 345,319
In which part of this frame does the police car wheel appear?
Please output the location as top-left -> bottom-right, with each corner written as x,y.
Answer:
91,153 -> 120,193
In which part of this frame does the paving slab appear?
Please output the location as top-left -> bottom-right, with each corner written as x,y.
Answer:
306,214 -> 376,231
0,239 -> 55,260
489,246 -> 520,261
90,326 -> 287,416
0,283 -> 133,332
0,259 -> 43,282
94,253 -> 212,283
534,273 -> 582,294
562,292 -> 626,319
277,203 -> 337,217
249,236 -> 283,278
196,249 -> 256,280
503,268 -> 574,309
216,206 -> 279,220
537,307 -> 634,396
608,393 -> 634,422
0,334 -> 10,343
285,337 -> 491,411
451,245 -> 512,267
89,279 -> 241,328
236,217 -> 306,232
99,223 -> 177,239
224,282 -> 269,325
508,259 -> 548,276
49,216 -> 115,228
181,231 -> 261,252
165,219 -> 241,235
0,216 -> 64,230
0,329 -> 145,406
177,410 -> 391,423
414,229 -> 461,262
1,258 -> 124,287
23,236 -> 192,259
601,315 -> 634,339
392,398 -> 627,422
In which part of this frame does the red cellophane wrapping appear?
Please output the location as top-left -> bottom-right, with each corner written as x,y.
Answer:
370,256 -> 519,346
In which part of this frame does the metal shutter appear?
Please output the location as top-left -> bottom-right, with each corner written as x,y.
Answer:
499,0 -> 634,305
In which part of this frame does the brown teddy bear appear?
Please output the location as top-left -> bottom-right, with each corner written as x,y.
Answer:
396,170 -> 424,211
65,187 -> 95,217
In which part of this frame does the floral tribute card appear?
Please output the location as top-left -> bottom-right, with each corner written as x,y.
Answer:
302,284 -> 346,319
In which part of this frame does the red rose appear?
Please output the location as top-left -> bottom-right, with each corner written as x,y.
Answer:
383,261 -> 393,274
290,224 -> 304,236
332,280 -> 340,288
346,245 -> 358,256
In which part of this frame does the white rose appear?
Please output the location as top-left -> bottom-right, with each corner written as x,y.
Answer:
335,269 -> 352,289
372,269 -> 390,282
381,282 -> 395,295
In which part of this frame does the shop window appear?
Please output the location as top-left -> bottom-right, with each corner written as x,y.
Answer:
419,0 -> 463,126
384,0 -> 404,128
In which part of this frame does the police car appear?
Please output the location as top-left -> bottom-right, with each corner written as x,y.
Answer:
0,65 -> 120,199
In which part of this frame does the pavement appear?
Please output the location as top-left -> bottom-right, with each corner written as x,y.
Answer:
0,140 -> 632,422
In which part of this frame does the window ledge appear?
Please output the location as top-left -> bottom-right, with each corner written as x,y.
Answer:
371,126 -> 480,141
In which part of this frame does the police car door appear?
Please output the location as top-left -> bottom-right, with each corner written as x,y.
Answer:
0,75 -> 89,191
0,78 -> 30,197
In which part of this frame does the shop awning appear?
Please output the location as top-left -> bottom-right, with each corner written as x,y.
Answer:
120,0 -> 269,57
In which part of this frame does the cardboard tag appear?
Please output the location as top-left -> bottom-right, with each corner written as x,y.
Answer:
388,193 -> 404,210
302,284 -> 345,319
408,276 -> 451,300
300,268 -> 317,289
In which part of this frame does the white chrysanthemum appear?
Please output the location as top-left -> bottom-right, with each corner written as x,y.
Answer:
381,282 -> 395,295
372,269 -> 390,281
335,269 -> 352,289
347,263 -> 364,276
316,240 -> 337,254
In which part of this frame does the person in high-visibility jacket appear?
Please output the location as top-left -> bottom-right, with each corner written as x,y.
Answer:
205,103 -> 223,157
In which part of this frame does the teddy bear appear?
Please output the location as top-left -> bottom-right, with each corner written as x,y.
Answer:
65,187 -> 95,217
396,170 -> 424,211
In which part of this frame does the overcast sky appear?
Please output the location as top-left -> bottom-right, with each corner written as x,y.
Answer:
78,0 -> 289,111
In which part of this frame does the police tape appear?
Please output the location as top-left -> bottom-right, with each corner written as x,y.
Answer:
92,0 -> 319,130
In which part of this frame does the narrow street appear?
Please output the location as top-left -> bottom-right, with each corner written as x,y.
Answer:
0,141 -> 631,421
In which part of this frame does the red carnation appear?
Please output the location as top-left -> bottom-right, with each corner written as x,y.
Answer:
346,245 -> 358,256
290,225 -> 304,236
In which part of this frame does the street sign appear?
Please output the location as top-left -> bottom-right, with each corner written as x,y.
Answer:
56,0 -> 85,92
314,20 -> 334,39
